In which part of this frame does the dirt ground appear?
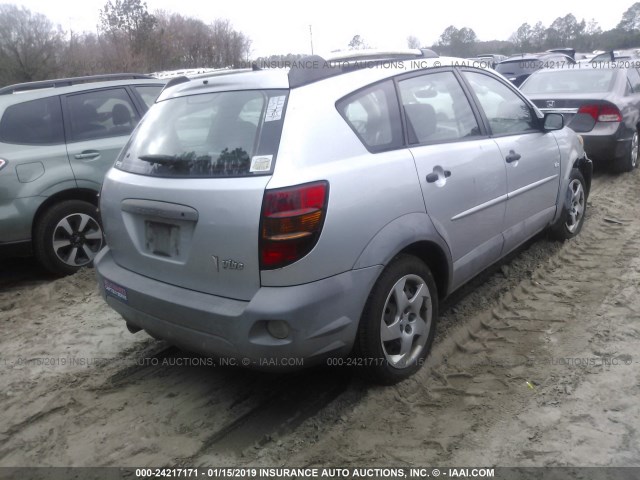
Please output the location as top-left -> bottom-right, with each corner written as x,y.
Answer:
1,169 -> 639,469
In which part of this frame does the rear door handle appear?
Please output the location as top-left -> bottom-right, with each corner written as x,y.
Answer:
74,151 -> 101,160
505,150 -> 521,163
426,170 -> 451,183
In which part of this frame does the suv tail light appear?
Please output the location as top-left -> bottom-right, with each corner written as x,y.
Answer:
260,181 -> 329,269
577,104 -> 622,122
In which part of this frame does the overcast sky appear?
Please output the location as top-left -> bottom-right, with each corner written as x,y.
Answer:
11,0 -> 636,57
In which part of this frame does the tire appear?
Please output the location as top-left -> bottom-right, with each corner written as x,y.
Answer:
34,200 -> 104,276
612,130 -> 638,173
354,254 -> 438,385
549,168 -> 587,241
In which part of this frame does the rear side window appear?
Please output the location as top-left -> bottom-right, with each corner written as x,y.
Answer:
337,80 -> 402,152
398,71 -> 480,144
66,88 -> 139,142
0,96 -> 64,145
116,89 -> 288,178
134,85 -> 163,108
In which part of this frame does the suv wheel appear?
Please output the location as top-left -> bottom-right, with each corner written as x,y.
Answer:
355,254 -> 438,385
549,168 -> 586,241
612,130 -> 639,173
34,200 -> 103,275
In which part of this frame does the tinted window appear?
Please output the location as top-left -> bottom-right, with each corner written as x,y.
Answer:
134,85 -> 163,108
464,71 -> 538,135
521,69 -> 616,94
66,88 -> 139,142
0,96 -> 64,145
398,71 -> 479,144
337,80 -> 402,152
626,69 -> 640,92
116,90 -> 288,178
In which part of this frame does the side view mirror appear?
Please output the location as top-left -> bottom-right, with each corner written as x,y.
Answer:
543,112 -> 564,131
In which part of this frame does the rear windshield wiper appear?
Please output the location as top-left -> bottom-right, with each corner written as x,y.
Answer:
138,154 -> 178,164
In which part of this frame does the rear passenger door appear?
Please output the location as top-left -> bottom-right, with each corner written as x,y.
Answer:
397,69 -> 508,289
62,88 -> 141,190
461,70 -> 560,254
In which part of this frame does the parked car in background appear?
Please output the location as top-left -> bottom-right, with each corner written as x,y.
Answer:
496,52 -> 576,86
547,48 -> 576,60
468,54 -> 507,69
521,66 -> 640,172
589,49 -> 640,64
0,74 -> 165,274
95,52 -> 591,384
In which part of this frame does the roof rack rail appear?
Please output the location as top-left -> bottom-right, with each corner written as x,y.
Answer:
0,73 -> 153,95
325,48 -> 438,63
288,48 -> 439,88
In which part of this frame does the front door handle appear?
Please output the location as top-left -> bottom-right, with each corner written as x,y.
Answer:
74,151 -> 100,160
505,150 -> 521,163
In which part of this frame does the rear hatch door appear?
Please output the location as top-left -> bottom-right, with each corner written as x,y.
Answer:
100,88 -> 288,301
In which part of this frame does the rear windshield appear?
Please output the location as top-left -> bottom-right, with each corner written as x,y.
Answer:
521,69 -> 616,94
115,89 -> 288,178
495,60 -> 542,76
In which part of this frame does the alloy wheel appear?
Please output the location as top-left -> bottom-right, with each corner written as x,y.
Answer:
380,274 -> 432,368
52,213 -> 103,266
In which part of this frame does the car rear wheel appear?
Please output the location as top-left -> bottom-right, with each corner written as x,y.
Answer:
354,254 -> 438,385
549,168 -> 587,241
612,130 -> 638,173
34,200 -> 104,276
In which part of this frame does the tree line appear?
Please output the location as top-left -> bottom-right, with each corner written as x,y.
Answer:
431,3 -> 640,57
0,0 -> 251,86
2,1 -> 640,88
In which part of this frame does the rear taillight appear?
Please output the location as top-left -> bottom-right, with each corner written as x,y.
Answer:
0,159 -> 6,171
577,104 -> 622,122
597,105 -> 622,122
260,181 -> 329,269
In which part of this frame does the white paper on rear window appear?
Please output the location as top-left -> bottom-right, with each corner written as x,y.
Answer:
265,96 -> 286,122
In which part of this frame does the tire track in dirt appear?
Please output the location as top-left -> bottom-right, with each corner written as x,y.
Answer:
243,169 -> 640,468
2,169 -> 639,468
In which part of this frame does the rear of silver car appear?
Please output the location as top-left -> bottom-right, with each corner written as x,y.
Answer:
95,74 -> 377,366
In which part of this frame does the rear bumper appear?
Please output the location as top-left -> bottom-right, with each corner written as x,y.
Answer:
582,135 -> 629,162
95,247 -> 382,369
580,123 -> 631,162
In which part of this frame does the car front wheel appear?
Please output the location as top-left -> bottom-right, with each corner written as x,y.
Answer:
549,168 -> 587,241
354,254 -> 438,385
34,200 -> 104,276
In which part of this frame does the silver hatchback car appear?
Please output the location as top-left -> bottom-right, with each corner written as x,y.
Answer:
96,51 -> 592,384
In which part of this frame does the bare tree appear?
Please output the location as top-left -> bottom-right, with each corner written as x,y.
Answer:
348,34 -> 368,50
407,35 -> 420,49
618,2 -> 640,32
0,4 -> 64,83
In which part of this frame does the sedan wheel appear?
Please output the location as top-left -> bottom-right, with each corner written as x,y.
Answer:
631,131 -> 639,169
613,130 -> 639,173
